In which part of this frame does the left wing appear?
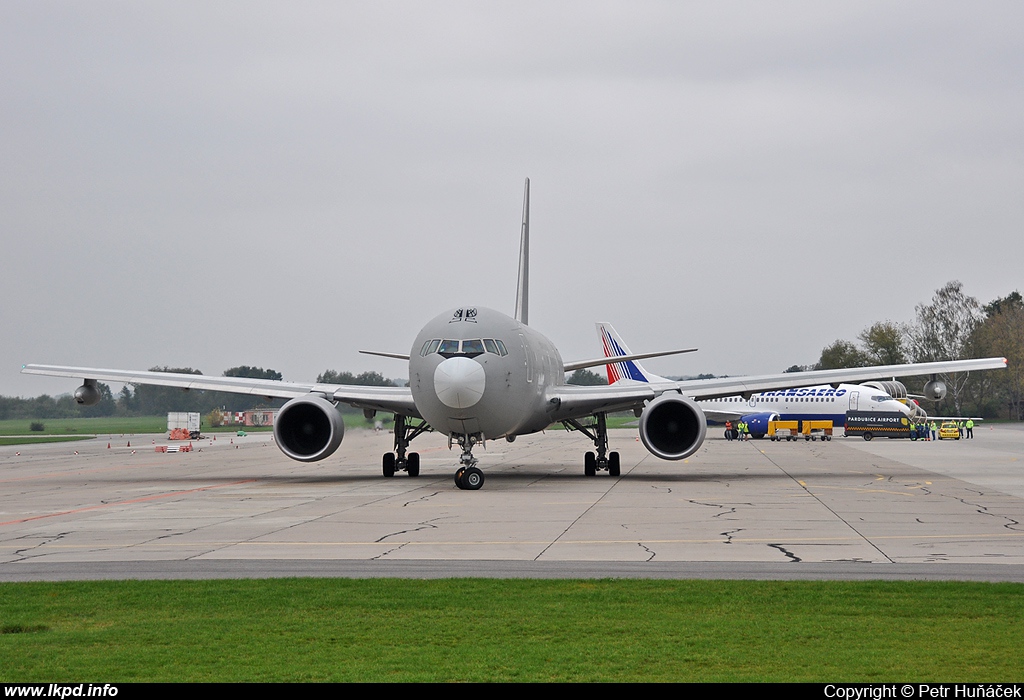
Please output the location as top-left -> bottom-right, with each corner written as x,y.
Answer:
546,357 -> 1008,421
20,364 -> 420,417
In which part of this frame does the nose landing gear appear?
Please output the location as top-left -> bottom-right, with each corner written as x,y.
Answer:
452,433 -> 484,490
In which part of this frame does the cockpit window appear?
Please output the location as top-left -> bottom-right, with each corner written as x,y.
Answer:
871,395 -> 890,402
420,339 -> 441,356
461,339 -> 485,356
429,338 -> 509,358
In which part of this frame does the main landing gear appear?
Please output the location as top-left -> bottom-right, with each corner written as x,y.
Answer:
381,414 -> 431,478
452,433 -> 484,490
563,413 -> 620,477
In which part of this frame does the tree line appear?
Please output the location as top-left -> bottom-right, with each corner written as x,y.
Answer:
792,281 -> 1023,419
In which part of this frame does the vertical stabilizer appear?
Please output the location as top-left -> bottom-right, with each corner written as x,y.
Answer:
596,322 -> 669,384
514,178 -> 530,325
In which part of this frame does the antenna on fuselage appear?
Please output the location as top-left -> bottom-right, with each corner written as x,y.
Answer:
514,177 -> 530,326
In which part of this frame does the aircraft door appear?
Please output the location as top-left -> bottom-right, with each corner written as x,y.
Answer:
849,391 -> 859,411
519,333 -> 533,383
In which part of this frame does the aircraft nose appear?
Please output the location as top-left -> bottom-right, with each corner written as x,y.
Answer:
434,357 -> 486,409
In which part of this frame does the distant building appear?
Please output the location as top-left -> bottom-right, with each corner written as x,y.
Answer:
222,409 -> 277,427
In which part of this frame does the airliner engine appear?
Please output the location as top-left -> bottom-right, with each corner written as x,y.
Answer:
923,379 -> 947,401
638,393 -> 707,460
74,380 -> 101,406
740,412 -> 780,438
273,395 -> 345,462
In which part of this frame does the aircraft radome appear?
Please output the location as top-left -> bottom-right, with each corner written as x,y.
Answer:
22,180 -> 1008,490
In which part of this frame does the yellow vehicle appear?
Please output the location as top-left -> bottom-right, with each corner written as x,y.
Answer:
938,421 -> 960,440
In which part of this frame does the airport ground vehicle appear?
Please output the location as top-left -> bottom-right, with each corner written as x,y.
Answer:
938,421 -> 961,440
801,420 -> 833,441
844,411 -> 912,441
167,412 -> 201,440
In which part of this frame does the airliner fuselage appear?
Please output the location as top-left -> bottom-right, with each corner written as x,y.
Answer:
409,306 -> 562,440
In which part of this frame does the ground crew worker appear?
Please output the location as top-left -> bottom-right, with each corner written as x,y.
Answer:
725,421 -> 734,441
929,421 -> 937,441
966,418 -> 974,439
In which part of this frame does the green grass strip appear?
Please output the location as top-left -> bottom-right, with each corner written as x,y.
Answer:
1,578 -> 1021,682
0,436 -> 94,446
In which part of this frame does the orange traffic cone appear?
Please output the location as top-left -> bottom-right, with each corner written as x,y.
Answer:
127,441 -> 131,447
107,442 -> 111,449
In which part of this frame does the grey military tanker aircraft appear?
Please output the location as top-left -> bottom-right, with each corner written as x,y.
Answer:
22,180 -> 1008,489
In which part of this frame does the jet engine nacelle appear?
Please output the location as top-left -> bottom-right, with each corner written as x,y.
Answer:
638,393 -> 707,460
74,380 -> 101,406
923,379 -> 947,401
273,395 -> 345,462
740,412 -> 780,438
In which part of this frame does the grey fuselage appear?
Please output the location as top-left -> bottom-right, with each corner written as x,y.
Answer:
408,306 -> 563,439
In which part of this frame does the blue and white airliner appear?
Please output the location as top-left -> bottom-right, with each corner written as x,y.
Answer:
597,323 -> 916,438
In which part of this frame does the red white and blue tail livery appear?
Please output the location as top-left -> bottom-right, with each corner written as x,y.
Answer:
597,323 -> 669,384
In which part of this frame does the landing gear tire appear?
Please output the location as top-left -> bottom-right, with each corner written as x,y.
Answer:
456,466 -> 484,490
407,452 -> 420,477
584,451 -> 596,477
608,451 -> 620,477
383,453 -> 396,477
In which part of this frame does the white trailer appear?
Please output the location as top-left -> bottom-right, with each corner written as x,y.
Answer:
167,412 -> 201,439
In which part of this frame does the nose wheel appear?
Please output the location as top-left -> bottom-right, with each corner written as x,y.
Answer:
454,466 -> 484,490
452,433 -> 484,489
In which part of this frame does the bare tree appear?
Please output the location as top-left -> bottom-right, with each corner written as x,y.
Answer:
905,281 -> 983,415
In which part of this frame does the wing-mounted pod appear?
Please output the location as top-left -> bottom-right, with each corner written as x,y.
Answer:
741,412 -> 780,438
273,395 -> 345,462
74,379 -> 102,406
638,393 -> 707,460
923,377 -> 947,401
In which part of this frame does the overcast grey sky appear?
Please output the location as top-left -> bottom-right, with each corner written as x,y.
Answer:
3,1 -> 1022,398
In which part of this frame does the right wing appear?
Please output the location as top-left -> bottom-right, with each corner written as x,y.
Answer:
20,364 -> 420,418
546,356 -> 1008,422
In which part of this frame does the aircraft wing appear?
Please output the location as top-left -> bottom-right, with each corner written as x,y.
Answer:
20,364 -> 420,417
547,357 -> 1007,420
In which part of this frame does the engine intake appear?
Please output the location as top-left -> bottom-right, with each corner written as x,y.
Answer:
273,395 -> 345,462
74,380 -> 101,406
638,393 -> 707,460
923,379 -> 947,401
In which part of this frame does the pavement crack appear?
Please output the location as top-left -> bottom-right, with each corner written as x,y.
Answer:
373,542 -> 407,559
637,542 -> 656,561
721,528 -> 742,545
402,491 -> 441,507
685,499 -> 740,519
11,531 -> 71,560
375,519 -> 441,543
767,543 -> 802,562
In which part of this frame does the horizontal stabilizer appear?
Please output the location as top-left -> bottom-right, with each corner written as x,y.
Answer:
359,350 -> 411,361
564,348 -> 697,373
